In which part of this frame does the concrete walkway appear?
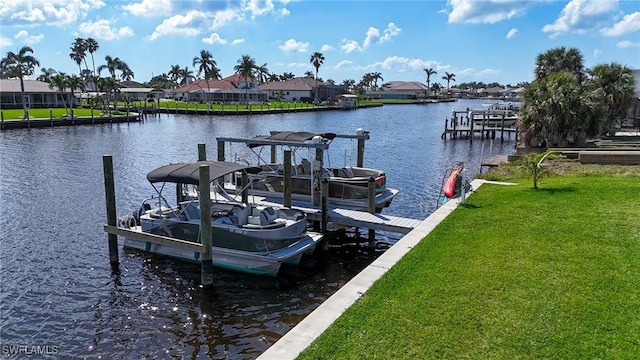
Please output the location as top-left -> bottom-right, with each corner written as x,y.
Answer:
258,179 -> 508,359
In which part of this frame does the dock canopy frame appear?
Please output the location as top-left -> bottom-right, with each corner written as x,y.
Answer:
217,130 -> 370,150
146,161 -> 260,185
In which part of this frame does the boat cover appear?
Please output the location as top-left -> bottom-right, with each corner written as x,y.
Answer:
147,161 -> 260,185
248,131 -> 337,148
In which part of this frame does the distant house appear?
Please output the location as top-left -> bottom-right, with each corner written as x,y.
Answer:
366,81 -> 429,99
258,77 -> 345,102
172,75 -> 267,103
0,79 -> 75,109
119,87 -> 165,101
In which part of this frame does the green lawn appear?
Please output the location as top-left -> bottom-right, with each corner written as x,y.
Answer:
298,169 -> 640,359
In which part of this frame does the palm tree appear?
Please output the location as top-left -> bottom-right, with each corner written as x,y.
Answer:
234,55 -> 257,104
370,72 -> 383,88
69,46 -> 84,75
587,62 -> 635,134
534,46 -> 585,83
267,73 -> 279,83
423,68 -> 437,97
37,67 -> 57,82
1,46 -> 40,119
66,74 -> 85,108
304,70 -> 313,77
85,38 -> 99,76
119,65 -> 134,81
178,66 -> 194,86
71,38 -> 88,72
168,64 -> 181,87
49,73 -> 69,114
193,50 -> 219,104
256,63 -> 270,84
310,52 -> 324,102
280,72 -> 295,81
442,72 -> 456,95
340,79 -> 356,92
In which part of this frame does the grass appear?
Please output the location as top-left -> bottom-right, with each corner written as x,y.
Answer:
298,162 -> 640,359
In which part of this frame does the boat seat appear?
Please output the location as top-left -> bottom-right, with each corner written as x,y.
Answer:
233,205 -> 251,226
301,159 -> 311,175
338,167 -> 354,178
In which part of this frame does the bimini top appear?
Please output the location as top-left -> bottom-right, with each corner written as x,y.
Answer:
246,131 -> 337,148
146,161 -> 260,185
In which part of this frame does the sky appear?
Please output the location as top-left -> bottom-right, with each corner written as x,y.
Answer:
0,0 -> 639,87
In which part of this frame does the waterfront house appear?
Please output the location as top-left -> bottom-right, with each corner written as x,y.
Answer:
366,81 -> 429,100
258,77 -> 345,102
172,75 -> 267,103
0,79 -> 76,109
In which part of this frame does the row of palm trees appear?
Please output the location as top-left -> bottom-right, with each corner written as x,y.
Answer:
424,68 -> 456,97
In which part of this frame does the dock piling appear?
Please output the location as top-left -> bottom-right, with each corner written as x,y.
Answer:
199,164 -> 214,286
102,155 -> 119,268
284,150 -> 292,208
367,177 -> 376,247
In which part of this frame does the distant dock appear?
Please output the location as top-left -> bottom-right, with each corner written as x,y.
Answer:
442,109 -> 519,143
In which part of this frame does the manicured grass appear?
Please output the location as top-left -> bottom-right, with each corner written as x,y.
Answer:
298,171 -> 640,359
1,107 -> 106,120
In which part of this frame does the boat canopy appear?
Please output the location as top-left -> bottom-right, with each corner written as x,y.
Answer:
246,131 -> 337,148
147,161 -> 260,185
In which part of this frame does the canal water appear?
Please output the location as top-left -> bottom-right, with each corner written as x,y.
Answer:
0,99 -> 516,358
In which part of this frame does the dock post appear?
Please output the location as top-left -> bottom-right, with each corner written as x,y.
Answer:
199,164 -> 214,286
367,177 -> 376,247
241,172 -> 248,204
357,136 -> 365,168
321,178 -> 329,236
102,155 -> 119,268
198,143 -> 207,161
314,148 -> 324,207
283,150 -> 292,208
271,145 -> 277,164
500,114 -> 505,142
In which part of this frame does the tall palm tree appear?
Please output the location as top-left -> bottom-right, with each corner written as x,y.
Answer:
0,46 -> 40,119
85,38 -> 99,76
587,62 -> 635,134
234,54 -> 257,104
423,68 -> 437,97
69,46 -> 84,75
49,73 -> 69,114
71,38 -> 89,72
310,52 -> 324,102
37,67 -> 57,83
442,72 -> 456,95
97,55 -> 122,78
119,65 -> 134,81
84,38 -> 99,94
192,50 -> 219,104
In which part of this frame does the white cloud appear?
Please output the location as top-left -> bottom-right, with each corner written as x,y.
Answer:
14,30 -> 44,45
79,19 -> 134,41
380,22 -> 401,43
475,68 -> 501,79
320,44 -> 334,52
542,0 -> 618,38
0,36 -> 13,49
600,12 -> 640,36
340,39 -> 361,54
278,38 -> 308,52
3,0 -> 106,26
593,49 -> 602,58
362,27 -> 380,49
506,28 -> 518,39
149,10 -> 205,41
202,33 -> 226,45
343,22 -> 402,53
244,0 -> 274,18
617,40 -> 640,48
447,0 -> 529,24
231,38 -> 245,45
122,0 -> 172,17
334,60 -> 353,69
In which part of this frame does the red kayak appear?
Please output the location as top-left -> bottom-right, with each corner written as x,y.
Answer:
443,168 -> 463,199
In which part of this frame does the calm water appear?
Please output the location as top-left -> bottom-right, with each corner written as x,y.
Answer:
0,99 -> 515,359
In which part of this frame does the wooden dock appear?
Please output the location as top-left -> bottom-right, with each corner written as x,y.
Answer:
442,109 -> 519,142
306,208 -> 423,234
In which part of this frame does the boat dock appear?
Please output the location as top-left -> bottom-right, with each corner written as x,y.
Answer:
246,195 -> 422,235
442,109 -> 519,143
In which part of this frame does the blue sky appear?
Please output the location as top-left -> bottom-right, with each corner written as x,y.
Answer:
1,0 -> 638,86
